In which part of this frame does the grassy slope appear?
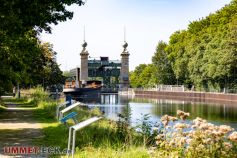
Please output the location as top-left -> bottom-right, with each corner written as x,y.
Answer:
32,101 -> 150,158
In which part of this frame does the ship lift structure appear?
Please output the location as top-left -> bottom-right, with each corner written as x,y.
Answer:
88,57 -> 121,89
68,41 -> 130,92
67,27 -> 130,92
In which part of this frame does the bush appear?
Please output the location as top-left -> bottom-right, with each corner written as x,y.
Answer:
116,105 -> 135,145
136,114 -> 157,146
28,86 -> 50,106
20,87 -> 58,119
152,110 -> 237,158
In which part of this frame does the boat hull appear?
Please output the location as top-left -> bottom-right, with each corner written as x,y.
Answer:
63,87 -> 101,101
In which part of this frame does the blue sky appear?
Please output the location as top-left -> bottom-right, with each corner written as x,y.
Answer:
40,0 -> 232,71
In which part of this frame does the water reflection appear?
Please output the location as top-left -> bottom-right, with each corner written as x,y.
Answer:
101,94 -> 119,104
86,94 -> 237,129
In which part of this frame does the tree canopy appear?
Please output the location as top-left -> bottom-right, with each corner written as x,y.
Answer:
0,0 -> 85,94
130,0 -> 237,92
1,0 -> 85,35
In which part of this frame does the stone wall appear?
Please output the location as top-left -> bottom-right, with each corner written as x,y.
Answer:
134,90 -> 237,104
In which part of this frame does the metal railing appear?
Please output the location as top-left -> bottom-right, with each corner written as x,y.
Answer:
133,85 -> 185,92
131,85 -> 237,94
67,117 -> 102,158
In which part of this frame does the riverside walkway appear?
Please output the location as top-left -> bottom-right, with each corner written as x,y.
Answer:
0,97 -> 44,158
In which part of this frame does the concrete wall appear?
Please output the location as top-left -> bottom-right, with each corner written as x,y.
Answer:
134,90 -> 237,104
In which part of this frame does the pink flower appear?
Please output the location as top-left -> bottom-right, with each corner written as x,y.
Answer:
219,125 -> 234,134
174,123 -> 188,130
177,110 -> 190,120
229,132 -> 237,143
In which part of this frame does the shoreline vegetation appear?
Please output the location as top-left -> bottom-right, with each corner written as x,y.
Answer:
1,87 -> 237,157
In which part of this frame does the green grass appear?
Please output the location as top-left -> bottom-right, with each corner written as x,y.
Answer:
31,99 -> 149,158
2,87 -> 237,158
2,97 -> 40,108
0,105 -> 6,112
1,88 -> 152,157
33,115 -> 150,158
68,146 -> 150,158
2,97 -> 29,103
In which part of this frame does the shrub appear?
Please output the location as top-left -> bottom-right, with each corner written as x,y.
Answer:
152,110 -> 237,158
29,86 -> 49,106
136,114 -> 157,146
116,105 -> 134,145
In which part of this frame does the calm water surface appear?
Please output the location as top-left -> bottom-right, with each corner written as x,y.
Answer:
85,94 -> 237,130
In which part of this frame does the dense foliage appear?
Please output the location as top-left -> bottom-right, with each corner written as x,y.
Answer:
0,0 -> 85,94
130,0 -> 237,91
130,64 -> 156,88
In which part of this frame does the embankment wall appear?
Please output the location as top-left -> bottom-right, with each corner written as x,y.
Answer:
134,90 -> 237,104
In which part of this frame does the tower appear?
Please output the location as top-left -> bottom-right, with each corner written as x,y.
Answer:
120,41 -> 130,90
80,41 -> 89,85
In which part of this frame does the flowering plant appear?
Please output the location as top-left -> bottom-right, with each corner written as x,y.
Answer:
151,110 -> 237,157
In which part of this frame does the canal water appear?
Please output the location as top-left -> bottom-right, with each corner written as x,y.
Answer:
85,94 -> 237,130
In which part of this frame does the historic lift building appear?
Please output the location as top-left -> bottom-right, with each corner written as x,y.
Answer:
71,39 -> 130,91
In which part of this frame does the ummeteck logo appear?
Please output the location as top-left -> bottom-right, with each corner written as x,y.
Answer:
3,146 -> 67,155
4,146 -> 40,155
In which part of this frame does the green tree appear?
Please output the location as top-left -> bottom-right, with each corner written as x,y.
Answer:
1,0 -> 85,35
162,0 -> 237,91
130,64 -> 147,88
0,0 -> 85,95
152,41 -> 176,85
36,42 -> 64,89
139,64 -> 156,88
129,0 -> 237,91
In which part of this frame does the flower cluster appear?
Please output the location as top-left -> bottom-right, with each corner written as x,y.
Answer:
153,110 -> 237,158
174,122 -> 188,130
160,115 -> 178,126
177,110 -> 190,120
229,132 -> 237,143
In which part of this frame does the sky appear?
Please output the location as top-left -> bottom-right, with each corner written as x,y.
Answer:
40,0 -> 232,71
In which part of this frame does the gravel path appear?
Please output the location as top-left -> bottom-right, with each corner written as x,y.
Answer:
0,101 -> 46,158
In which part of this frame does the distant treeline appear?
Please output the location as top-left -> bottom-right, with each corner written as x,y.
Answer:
130,0 -> 237,91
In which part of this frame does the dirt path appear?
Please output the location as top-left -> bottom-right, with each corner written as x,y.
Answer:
0,101 -> 46,158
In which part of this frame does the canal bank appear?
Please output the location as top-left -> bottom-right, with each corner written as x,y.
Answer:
88,94 -> 237,130
133,90 -> 237,104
